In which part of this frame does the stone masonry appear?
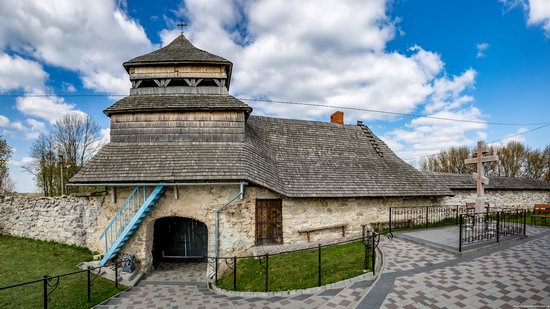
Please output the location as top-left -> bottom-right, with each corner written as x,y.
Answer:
0,185 -> 548,274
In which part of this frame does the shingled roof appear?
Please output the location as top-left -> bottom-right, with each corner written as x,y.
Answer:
71,116 -> 452,198
123,35 -> 231,70
104,94 -> 252,116
425,172 -> 550,191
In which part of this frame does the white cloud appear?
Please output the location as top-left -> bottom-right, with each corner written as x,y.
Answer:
174,0 -> 453,123
501,0 -> 550,35
0,114 -> 9,127
384,70 -> 484,161
16,95 -> 83,123
0,0 -> 155,94
426,69 -> 476,113
527,0 -> 550,35
476,42 -> 489,58
0,53 -> 47,92
0,114 -> 46,139
9,156 -> 34,167
496,127 -> 528,145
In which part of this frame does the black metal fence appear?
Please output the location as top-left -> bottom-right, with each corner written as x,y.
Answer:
0,260 -> 120,308
459,209 -> 527,252
211,229 -> 380,292
388,205 -> 467,237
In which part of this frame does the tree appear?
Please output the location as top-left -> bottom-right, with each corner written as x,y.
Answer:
0,136 -> 13,195
420,146 -> 473,174
525,149 -> 545,179
543,146 -> 550,182
497,141 -> 527,177
26,113 -> 103,196
420,141 -> 550,182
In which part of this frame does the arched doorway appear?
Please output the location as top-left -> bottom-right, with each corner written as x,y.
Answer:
153,217 -> 208,265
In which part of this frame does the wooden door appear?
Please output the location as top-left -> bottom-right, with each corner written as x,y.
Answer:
256,199 -> 283,246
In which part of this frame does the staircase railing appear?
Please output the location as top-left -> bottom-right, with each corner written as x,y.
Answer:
99,186 -> 149,261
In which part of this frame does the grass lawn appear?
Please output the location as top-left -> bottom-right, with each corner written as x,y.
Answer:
217,240 -> 372,292
0,235 -> 125,308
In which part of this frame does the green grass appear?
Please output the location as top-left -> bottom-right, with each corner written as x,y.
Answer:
217,240 -> 372,292
524,211 -> 550,226
380,216 -> 460,234
0,235 -> 125,308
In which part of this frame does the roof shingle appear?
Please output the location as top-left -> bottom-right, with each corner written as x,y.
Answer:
123,35 -> 231,70
71,116 -> 453,198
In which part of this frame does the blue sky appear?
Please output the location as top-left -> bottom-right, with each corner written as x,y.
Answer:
0,0 -> 549,192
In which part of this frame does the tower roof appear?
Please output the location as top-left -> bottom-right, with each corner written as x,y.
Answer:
122,35 -> 232,71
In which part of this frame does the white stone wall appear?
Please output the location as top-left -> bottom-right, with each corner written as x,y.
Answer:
0,194 -> 103,249
439,189 -> 550,210
281,196 -> 437,244
1,185 -> 548,274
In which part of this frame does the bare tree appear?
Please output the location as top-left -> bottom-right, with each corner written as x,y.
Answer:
0,136 -> 13,195
25,133 -> 57,196
53,113 -> 102,167
420,141 -> 550,182
26,113 -> 103,196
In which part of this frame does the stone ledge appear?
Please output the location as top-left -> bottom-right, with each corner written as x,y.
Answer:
209,257 -> 380,297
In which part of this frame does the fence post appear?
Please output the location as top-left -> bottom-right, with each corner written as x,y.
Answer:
496,211 -> 500,243
389,207 -> 392,235
363,230 -> 368,271
265,254 -> 269,292
318,244 -> 322,287
233,256 -> 237,290
425,206 -> 429,229
523,209 -> 527,236
371,233 -> 376,275
215,258 -> 218,285
114,258 -> 118,289
459,215 -> 463,252
455,205 -> 459,224
87,266 -> 91,302
43,275 -> 48,309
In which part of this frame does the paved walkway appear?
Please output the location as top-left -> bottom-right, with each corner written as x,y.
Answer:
97,226 -> 550,308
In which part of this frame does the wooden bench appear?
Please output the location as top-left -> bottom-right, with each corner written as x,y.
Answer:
466,202 -> 491,213
362,219 -> 413,234
531,204 -> 550,226
298,223 -> 347,242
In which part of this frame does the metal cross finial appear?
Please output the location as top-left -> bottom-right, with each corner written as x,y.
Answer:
176,19 -> 187,35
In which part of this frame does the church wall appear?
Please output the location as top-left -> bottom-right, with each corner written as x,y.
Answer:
439,189 -> 550,210
110,111 -> 245,143
280,196 -> 438,244
2,185 -> 549,274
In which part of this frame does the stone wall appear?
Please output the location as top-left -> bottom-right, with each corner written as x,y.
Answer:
281,196 -> 437,244
1,185 -> 548,274
439,189 -> 550,210
0,194 -> 103,249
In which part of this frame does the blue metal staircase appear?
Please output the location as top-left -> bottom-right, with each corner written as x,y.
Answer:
99,185 -> 166,266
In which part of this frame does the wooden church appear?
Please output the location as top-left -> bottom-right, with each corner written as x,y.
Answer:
70,35 -> 451,272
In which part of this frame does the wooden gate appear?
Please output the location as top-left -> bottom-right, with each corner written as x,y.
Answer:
256,199 -> 283,246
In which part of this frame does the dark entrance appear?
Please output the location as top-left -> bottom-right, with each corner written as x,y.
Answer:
153,217 -> 208,264
255,199 -> 283,246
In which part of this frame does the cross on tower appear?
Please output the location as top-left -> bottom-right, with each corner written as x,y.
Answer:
465,140 -> 498,212
176,20 -> 187,35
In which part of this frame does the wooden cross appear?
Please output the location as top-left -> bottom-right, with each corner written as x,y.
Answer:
465,141 -> 498,212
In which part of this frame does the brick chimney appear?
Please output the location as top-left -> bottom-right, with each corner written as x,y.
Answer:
330,111 -> 344,125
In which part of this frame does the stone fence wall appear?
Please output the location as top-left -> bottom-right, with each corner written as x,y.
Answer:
440,189 -> 550,210
0,194 -> 104,250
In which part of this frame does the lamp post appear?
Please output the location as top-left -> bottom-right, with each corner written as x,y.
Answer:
58,154 -> 64,196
